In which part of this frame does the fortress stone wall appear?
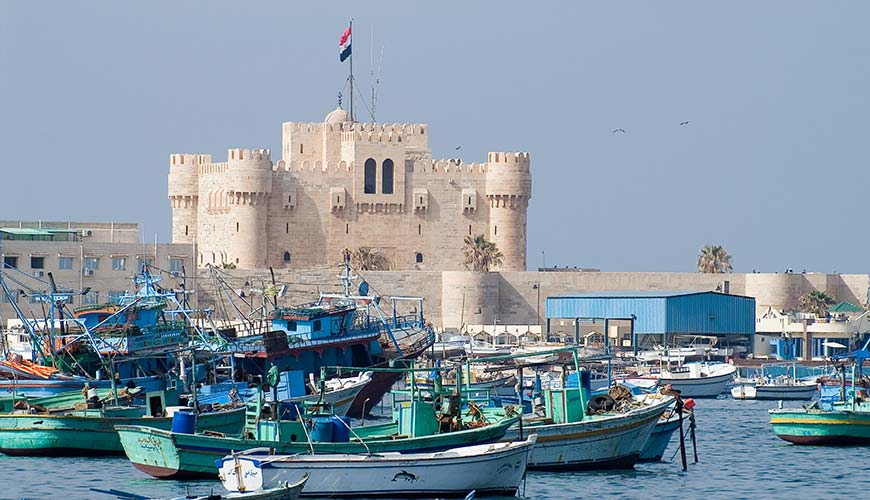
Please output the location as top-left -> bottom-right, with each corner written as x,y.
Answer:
169,108 -> 531,271
194,269 -> 869,332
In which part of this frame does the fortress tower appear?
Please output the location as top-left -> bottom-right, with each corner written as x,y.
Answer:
168,153 -> 209,243
169,108 -> 531,271
485,152 -> 531,271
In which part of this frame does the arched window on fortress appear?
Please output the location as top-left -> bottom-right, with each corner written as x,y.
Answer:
418,224 -> 421,235
415,252 -> 424,263
236,222 -> 239,233
185,225 -> 188,236
382,159 -> 394,194
286,223 -> 289,234
364,158 -> 377,194
283,251 -> 291,264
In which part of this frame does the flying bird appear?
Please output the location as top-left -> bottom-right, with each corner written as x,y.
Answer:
611,128 -> 626,134
680,121 -> 690,126
455,146 -> 461,150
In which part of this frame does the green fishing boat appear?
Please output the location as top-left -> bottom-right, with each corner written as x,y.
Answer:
769,401 -> 870,445
0,387 -> 123,413
117,396 -> 518,479
770,353 -> 870,445
0,395 -> 246,456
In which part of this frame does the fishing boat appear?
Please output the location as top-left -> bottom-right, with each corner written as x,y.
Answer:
117,382 -> 518,479
731,364 -> 818,401
91,474 -> 309,500
0,395 -> 245,456
731,380 -> 817,400
222,254 -> 434,418
622,362 -> 737,398
217,436 -> 536,498
489,387 -> 673,470
638,404 -> 690,462
769,397 -> 870,445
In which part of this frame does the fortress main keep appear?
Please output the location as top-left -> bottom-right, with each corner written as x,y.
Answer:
168,108 -> 531,270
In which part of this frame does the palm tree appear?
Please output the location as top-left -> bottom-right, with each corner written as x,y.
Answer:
349,247 -> 391,271
697,245 -> 733,273
463,234 -> 504,271
798,290 -> 835,317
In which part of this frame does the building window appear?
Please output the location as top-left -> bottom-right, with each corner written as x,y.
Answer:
283,251 -> 291,263
30,256 -> 45,269
286,222 -> 289,234
345,224 -> 349,235
313,319 -> 321,332
236,222 -> 239,232
169,258 -> 184,274
299,144 -> 304,154
418,224 -> 421,235
137,257 -> 152,271
364,158 -> 377,194
185,225 -> 189,236
468,225 -> 472,235
111,257 -> 126,271
82,291 -> 100,305
84,257 -> 99,271
494,225 -> 498,236
58,257 -> 73,270
108,291 -> 125,304
3,256 -> 18,269
287,321 -> 297,331
212,253 -> 216,264
415,252 -> 423,263
382,159 -> 394,194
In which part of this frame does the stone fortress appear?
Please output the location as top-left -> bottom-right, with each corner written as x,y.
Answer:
168,108 -> 531,271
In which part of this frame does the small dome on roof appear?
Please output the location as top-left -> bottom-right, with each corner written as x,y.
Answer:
325,107 -> 350,123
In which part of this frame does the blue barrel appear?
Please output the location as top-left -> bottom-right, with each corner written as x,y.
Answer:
331,416 -> 351,442
171,409 -> 196,434
279,402 -> 300,421
311,417 -> 334,442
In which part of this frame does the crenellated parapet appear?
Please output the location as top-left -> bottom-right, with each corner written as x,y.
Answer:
168,153 -> 211,199
485,151 -> 532,202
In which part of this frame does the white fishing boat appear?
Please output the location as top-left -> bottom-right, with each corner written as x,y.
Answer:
217,435 -> 536,498
622,362 -> 737,398
731,379 -> 817,400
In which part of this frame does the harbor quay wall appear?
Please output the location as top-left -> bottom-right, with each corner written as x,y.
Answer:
192,269 -> 869,333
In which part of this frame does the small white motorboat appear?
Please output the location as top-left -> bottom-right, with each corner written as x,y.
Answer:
731,379 -> 817,400
621,362 -> 737,398
267,372 -> 371,417
218,435 -> 537,498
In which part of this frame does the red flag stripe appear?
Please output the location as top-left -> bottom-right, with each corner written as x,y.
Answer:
339,25 -> 351,46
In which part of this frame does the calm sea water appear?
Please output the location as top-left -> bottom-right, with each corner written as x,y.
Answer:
3,397 -> 868,500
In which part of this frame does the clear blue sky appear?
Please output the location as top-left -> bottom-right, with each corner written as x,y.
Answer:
2,1 -> 868,273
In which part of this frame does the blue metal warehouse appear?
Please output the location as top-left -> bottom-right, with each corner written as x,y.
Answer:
545,291 -> 756,353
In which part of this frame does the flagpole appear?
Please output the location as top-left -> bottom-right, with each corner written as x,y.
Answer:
349,19 -> 354,122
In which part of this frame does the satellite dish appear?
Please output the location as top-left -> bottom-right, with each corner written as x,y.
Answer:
358,281 -> 370,296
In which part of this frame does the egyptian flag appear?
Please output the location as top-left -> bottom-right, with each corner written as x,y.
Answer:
339,24 -> 352,62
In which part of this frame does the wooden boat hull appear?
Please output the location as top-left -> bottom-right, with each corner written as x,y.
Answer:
116,417 -> 517,479
770,407 -> 870,445
499,396 -> 672,470
732,383 -> 817,401
638,408 -> 684,462
0,406 -> 245,456
217,438 -> 535,498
